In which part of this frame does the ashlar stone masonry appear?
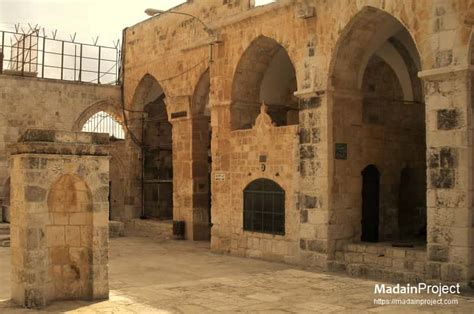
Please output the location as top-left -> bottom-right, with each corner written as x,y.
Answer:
9,129 -> 110,307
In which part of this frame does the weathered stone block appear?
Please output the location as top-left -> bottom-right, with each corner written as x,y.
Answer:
300,210 -> 308,223
25,186 -> 47,202
428,245 -> 449,262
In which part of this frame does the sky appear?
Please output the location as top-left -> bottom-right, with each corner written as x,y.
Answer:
0,0 -> 275,47
0,0 -> 187,47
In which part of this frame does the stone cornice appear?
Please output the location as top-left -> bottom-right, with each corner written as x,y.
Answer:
418,64 -> 474,81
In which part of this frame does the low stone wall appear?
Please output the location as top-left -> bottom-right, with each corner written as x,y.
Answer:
109,221 -> 125,238
331,242 -> 427,283
124,218 -> 173,241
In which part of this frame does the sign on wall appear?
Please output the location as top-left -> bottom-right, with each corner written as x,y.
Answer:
215,173 -> 225,181
335,143 -> 348,160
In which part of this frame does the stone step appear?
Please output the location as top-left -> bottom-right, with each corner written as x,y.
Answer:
345,263 -> 424,284
125,218 -> 173,240
0,223 -> 10,235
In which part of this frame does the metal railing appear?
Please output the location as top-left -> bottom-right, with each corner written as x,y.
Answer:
0,29 -> 120,84
82,111 -> 125,139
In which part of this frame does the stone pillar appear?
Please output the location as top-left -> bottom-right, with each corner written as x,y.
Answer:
172,116 -> 194,239
209,101 -> 233,252
295,90 -> 331,269
10,129 -> 110,307
420,66 -> 473,284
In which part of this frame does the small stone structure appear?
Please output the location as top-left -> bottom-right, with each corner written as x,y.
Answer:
9,129 -> 110,307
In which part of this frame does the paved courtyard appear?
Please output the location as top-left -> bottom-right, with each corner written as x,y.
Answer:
0,237 -> 473,313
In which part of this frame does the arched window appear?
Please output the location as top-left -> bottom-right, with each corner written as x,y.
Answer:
254,0 -> 276,7
243,179 -> 285,235
81,111 -> 125,139
231,36 -> 298,130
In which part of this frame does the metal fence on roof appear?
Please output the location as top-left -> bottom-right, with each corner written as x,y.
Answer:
0,29 -> 120,85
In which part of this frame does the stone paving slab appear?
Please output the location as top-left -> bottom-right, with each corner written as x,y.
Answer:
1,237 -> 473,313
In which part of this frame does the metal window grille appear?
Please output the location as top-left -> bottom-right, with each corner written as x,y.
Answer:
243,179 -> 285,235
82,111 -> 125,139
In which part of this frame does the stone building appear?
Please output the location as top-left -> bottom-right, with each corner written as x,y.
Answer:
1,0 -> 474,287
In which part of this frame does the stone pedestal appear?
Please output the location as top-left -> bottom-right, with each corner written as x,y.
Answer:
9,129 -> 110,307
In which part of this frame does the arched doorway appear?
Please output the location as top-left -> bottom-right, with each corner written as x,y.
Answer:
361,165 -> 380,242
133,74 -> 173,220
329,7 -> 426,244
192,69 -> 212,240
231,36 -> 298,130
79,110 -> 126,220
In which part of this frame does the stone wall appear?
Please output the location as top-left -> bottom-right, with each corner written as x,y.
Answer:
0,75 -> 122,222
121,0 -> 473,284
9,129 -> 110,307
211,106 -> 299,262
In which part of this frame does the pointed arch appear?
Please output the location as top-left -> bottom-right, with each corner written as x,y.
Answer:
328,6 -> 427,245
193,68 -> 210,117
231,35 -> 298,130
328,6 -> 422,97
131,74 -> 167,112
73,100 -> 125,136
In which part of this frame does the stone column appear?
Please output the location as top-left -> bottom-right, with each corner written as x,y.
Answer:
420,66 -> 473,284
295,90 -> 331,269
209,101 -> 233,252
10,129 -> 110,307
171,116 -> 194,239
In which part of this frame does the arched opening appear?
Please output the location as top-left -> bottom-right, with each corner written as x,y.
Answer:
361,165 -> 380,242
79,111 -> 125,221
330,7 -> 426,245
46,174 -> 93,299
243,179 -> 285,235
133,74 -> 173,220
231,36 -> 298,130
192,69 -> 212,240
81,111 -> 125,140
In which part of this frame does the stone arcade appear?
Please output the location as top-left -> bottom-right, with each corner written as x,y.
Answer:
1,0 -> 474,306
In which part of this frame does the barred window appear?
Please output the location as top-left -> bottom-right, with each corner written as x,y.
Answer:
243,179 -> 285,235
81,111 -> 125,139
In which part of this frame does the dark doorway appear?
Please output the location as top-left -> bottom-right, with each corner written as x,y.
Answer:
361,165 -> 380,242
143,94 -> 173,220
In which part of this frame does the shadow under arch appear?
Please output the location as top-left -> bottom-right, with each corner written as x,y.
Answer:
328,6 -> 422,94
192,68 -> 210,117
132,73 -> 173,220
328,5 -> 427,246
231,35 -> 298,130
190,67 -> 213,241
